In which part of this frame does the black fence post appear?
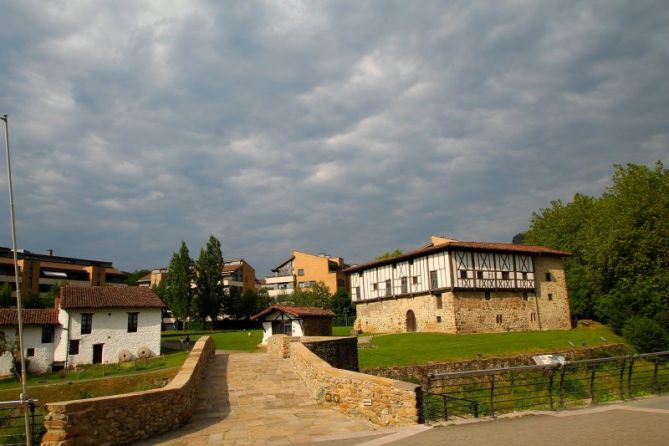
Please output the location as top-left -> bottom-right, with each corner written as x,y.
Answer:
619,358 -> 626,401
559,365 -> 567,408
652,359 -> 659,394
589,365 -> 596,404
489,374 -> 496,417
548,368 -> 555,410
628,356 -> 636,398
443,394 -> 448,421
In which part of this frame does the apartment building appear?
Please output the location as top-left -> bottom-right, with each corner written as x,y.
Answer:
264,251 -> 349,299
137,268 -> 168,288
222,259 -> 256,294
0,247 -> 125,297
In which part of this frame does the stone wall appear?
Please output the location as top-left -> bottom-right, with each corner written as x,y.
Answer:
363,344 -> 629,382
266,334 -> 300,358
355,256 -> 571,334
289,341 -> 421,426
302,336 -> 358,371
41,336 -> 215,446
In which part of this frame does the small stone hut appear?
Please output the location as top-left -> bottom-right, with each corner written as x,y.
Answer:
252,305 -> 334,344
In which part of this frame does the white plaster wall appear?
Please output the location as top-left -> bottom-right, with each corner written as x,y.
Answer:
261,321 -> 273,344
260,312 -> 301,344
66,308 -> 162,366
292,320 -> 303,337
0,326 -> 55,376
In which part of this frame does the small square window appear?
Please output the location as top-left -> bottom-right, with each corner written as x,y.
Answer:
523,292 -> 529,300
436,316 -> 442,323
412,276 -> 418,285
460,270 -> 468,279
128,312 -> 139,333
42,325 -> 55,344
69,340 -> 80,355
373,283 -> 378,291
484,291 -> 491,300
298,269 -> 305,276
548,293 -> 553,301
522,272 -> 528,280
545,272 -> 552,282
435,295 -> 443,309
501,271 -> 510,280
477,271 -> 484,280
80,313 -> 93,335
26,348 -> 35,357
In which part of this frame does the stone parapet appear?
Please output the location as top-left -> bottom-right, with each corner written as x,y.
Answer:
266,334 -> 300,358
289,341 -> 421,426
41,336 -> 215,446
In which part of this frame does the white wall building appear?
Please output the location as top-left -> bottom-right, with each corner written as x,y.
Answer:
0,286 -> 164,376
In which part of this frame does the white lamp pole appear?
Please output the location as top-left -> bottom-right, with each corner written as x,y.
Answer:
1,113 -> 32,446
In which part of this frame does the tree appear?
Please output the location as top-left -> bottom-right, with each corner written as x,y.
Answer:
376,249 -> 403,260
523,162 -> 669,336
0,283 -> 12,308
124,269 -> 150,286
23,291 -> 47,309
194,235 -> 225,326
0,331 -> 21,379
285,281 -> 331,308
330,287 -> 355,325
254,287 -> 271,314
165,241 -> 194,330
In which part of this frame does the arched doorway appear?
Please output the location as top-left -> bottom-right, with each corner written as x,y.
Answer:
406,310 -> 416,332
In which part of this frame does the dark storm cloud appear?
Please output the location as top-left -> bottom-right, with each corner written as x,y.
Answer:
0,0 -> 667,274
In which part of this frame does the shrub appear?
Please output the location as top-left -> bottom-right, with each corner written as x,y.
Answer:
622,317 -> 669,353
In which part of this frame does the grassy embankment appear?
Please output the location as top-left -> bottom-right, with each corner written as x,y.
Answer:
162,329 -> 263,351
358,322 -> 625,370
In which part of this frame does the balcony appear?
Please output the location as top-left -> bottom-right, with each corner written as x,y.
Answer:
265,275 -> 294,285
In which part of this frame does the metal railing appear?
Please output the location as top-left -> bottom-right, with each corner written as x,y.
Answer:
423,351 -> 669,423
0,400 -> 44,446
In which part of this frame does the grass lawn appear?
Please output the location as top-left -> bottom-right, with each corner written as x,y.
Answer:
162,329 -> 263,351
358,323 -> 626,370
332,326 -> 355,336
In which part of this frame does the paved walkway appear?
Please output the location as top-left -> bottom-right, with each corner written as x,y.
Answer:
139,351 -> 383,445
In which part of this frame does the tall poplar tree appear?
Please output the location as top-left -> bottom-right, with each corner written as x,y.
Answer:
165,241 -> 194,330
195,235 -> 225,326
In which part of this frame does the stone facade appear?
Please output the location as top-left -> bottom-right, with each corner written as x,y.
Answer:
363,344 -> 629,382
355,256 -> 571,334
302,337 -> 359,371
41,336 -> 215,446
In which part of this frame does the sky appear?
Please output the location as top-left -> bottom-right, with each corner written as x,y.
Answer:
0,1 -> 667,276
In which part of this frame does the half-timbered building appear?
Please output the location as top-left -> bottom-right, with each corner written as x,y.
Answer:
345,236 -> 571,334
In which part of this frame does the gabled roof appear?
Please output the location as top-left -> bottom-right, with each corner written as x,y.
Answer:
345,237 -> 572,273
0,308 -> 59,326
251,305 -> 335,320
60,286 -> 165,309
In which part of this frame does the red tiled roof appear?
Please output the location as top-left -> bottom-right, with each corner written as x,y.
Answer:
60,286 -> 165,309
345,238 -> 572,273
251,305 -> 335,320
0,308 -> 59,326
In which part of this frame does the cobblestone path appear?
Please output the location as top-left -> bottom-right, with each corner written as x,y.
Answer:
140,351 -> 381,445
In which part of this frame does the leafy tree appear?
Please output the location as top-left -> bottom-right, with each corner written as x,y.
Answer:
124,269 -> 150,286
225,287 -> 242,319
254,287 -> 272,314
0,331 -> 21,379
285,281 -> 331,308
511,233 -> 525,244
0,283 -> 13,308
152,279 -> 168,302
165,241 -> 194,330
235,289 -> 258,319
622,317 -> 669,353
330,288 -> 354,315
523,162 -> 669,337
23,291 -> 46,309
376,249 -> 403,260
194,235 -> 225,326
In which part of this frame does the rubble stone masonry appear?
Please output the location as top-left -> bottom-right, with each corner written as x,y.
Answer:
40,336 -> 215,446
355,256 -> 570,334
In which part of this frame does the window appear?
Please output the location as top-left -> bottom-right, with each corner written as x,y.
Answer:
80,313 -> 93,335
460,270 -> 467,279
496,314 -> 503,324
412,276 -> 418,285
501,271 -> 510,280
435,295 -> 443,309
476,271 -> 484,280
545,272 -> 552,282
522,272 -> 528,280
401,277 -> 408,294
548,293 -> 553,301
436,316 -> 442,323
42,325 -> 54,343
297,269 -> 305,276
373,283 -> 378,291
530,312 -> 536,322
69,340 -> 79,355
430,270 -> 438,289
385,279 -> 392,297
523,291 -> 529,300
128,313 -> 139,333
26,348 -> 34,357
484,291 -> 491,300
355,287 -> 361,300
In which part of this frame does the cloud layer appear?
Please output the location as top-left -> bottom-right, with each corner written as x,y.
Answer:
0,0 -> 667,274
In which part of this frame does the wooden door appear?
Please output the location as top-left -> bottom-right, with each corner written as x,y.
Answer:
92,343 -> 104,364
406,310 -> 416,332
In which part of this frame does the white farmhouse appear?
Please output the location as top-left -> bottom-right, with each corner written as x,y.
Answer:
252,305 -> 335,345
0,286 -> 164,376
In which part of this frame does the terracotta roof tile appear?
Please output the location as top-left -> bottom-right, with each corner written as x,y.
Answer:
345,239 -> 572,273
251,305 -> 334,320
60,286 -> 165,309
0,308 -> 59,326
